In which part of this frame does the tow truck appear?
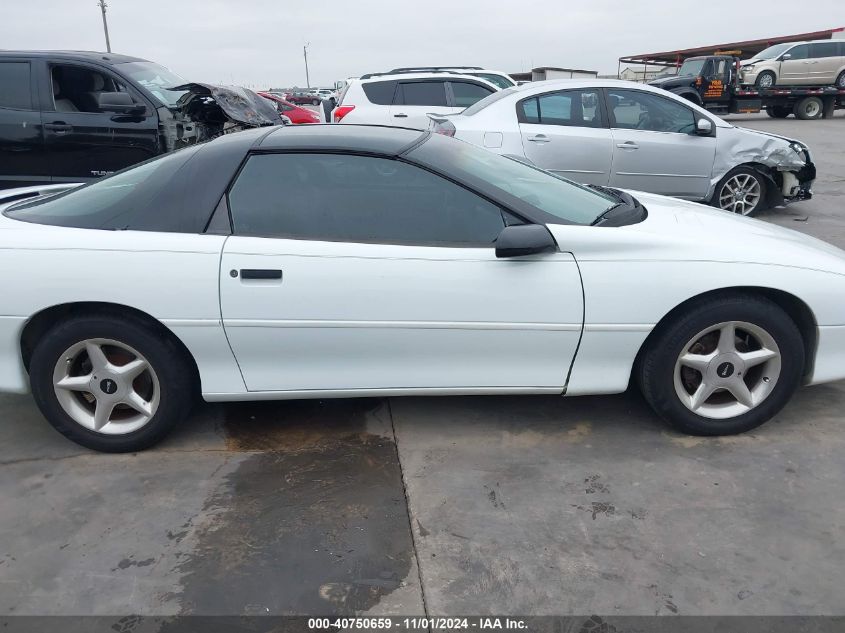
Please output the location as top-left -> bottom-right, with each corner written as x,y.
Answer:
648,54 -> 844,120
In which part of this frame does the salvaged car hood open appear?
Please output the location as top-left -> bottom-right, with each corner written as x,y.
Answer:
170,83 -> 282,127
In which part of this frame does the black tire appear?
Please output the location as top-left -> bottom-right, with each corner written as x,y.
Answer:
638,293 -> 804,436
836,70 -> 845,89
311,99 -> 320,106
711,166 -> 767,216
29,314 -> 195,452
755,71 -> 776,89
793,96 -> 823,120
766,105 -> 790,118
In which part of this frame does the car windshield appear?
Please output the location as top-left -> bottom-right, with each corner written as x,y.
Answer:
471,73 -> 515,89
115,61 -> 189,107
677,59 -> 706,76
752,43 -> 793,60
409,135 -> 618,225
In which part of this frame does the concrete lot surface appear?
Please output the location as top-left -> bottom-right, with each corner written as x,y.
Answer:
0,113 -> 843,618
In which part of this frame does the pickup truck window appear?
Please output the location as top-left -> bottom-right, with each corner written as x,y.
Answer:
0,62 -> 32,110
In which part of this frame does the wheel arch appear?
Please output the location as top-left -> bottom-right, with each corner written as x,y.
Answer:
633,286 -> 818,381
711,162 -> 783,209
20,302 -> 201,387
675,90 -> 702,105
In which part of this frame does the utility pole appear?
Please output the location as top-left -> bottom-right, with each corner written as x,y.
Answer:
97,0 -> 112,53
303,42 -> 311,88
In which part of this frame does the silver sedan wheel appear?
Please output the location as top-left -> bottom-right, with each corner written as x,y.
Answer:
52,338 -> 160,435
718,173 -> 762,215
674,321 -> 781,420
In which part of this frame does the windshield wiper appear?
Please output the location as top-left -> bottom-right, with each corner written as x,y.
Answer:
587,185 -> 647,227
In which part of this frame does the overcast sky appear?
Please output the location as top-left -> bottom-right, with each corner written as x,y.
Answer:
2,1 -> 842,88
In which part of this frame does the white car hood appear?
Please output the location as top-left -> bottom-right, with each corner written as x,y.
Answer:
549,191 -> 845,276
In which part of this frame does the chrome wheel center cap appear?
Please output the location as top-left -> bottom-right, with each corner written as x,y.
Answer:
708,354 -> 745,382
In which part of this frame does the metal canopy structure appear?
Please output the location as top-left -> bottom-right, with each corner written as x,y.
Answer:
619,27 -> 845,68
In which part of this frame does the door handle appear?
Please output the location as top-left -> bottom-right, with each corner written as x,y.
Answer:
393,113 -> 408,118
236,269 -> 283,280
616,142 -> 639,149
527,134 -> 550,143
44,122 -> 73,134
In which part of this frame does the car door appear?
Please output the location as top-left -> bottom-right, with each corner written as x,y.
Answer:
809,42 -> 841,84
42,61 -> 160,183
219,151 -> 583,393
389,80 -> 452,129
516,88 -> 612,186
0,58 -> 49,189
606,88 -> 716,199
779,44 -> 811,85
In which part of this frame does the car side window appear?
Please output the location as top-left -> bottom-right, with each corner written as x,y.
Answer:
608,90 -> 695,134
787,45 -> 809,60
449,81 -> 494,108
362,80 -> 397,105
227,153 -> 509,246
810,42 -> 839,58
0,62 -> 33,110
517,90 -> 604,127
396,81 -> 448,107
50,63 -> 143,114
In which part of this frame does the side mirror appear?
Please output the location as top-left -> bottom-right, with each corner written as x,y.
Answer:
495,224 -> 557,258
781,53 -> 792,61
695,118 -> 713,135
97,92 -> 145,115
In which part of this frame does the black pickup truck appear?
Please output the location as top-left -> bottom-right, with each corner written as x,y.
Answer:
0,50 -> 282,190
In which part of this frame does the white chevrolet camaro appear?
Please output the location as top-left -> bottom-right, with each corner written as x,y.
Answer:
0,125 -> 843,452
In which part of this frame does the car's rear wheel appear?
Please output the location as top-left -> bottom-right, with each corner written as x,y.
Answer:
793,96 -> 823,120
639,294 -> 804,436
766,105 -> 790,118
712,166 -> 766,216
755,71 -> 776,89
311,99 -> 320,106
29,315 -> 194,452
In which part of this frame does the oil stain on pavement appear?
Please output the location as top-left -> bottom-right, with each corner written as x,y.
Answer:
166,399 -> 414,616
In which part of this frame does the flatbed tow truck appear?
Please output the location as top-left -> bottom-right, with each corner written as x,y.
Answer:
648,54 -> 844,120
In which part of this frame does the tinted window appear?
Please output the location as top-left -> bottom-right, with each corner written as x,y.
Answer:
5,146 -> 201,230
450,81 -> 494,107
608,90 -> 695,134
397,82 -> 448,106
362,80 -> 397,105
810,42 -> 840,58
787,45 -> 809,60
0,62 -> 32,110
228,153 -> 507,245
518,90 -> 603,127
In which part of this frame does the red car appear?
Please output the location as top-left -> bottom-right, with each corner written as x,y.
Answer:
257,92 -> 321,124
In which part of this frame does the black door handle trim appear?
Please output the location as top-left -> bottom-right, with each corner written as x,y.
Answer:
240,269 -> 282,280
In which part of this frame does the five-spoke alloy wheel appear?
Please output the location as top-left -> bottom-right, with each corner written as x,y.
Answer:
30,314 -> 194,452
639,293 -> 804,436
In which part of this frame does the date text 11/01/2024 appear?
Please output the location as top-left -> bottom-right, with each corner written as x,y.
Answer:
307,617 -> 528,630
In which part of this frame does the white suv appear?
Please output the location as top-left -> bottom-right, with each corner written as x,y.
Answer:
333,71 -> 499,129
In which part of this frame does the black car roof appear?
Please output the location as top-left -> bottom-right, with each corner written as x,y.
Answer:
0,50 -> 147,65
258,124 -> 427,156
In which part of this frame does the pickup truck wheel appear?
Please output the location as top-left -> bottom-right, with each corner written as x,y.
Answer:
755,71 -> 776,89
794,97 -> 823,120
766,106 -> 790,118
712,167 -> 766,216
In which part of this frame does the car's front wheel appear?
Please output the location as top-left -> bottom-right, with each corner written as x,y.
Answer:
638,293 -> 804,436
29,314 -> 195,452
712,166 -> 766,216
755,71 -> 776,89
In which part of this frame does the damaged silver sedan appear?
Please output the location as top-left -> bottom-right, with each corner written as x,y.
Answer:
430,79 -> 815,215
